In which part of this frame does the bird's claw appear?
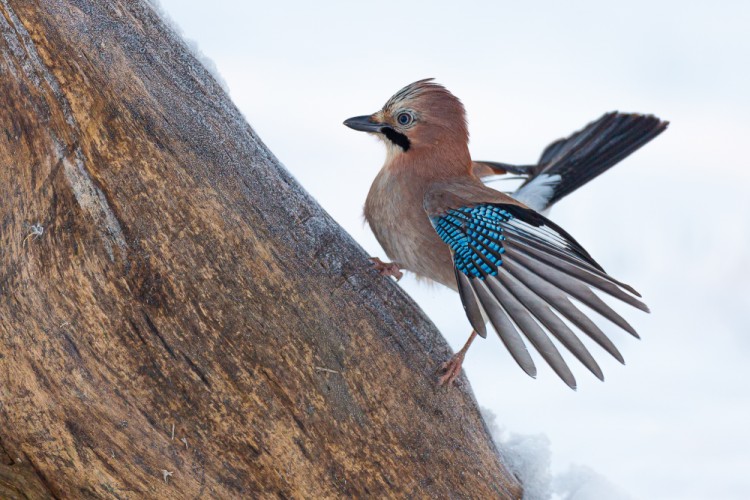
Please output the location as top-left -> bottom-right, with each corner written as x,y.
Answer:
437,352 -> 466,386
369,257 -> 404,281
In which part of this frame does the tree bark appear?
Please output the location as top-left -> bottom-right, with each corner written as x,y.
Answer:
0,1 -> 521,498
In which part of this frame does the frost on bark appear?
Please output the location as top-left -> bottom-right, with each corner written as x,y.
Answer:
0,1 -> 521,498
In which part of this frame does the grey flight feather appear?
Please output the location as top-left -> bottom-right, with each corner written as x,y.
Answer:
471,279 -> 537,377
502,259 -> 625,365
496,268 -> 604,381
456,268 -> 487,338
507,248 -> 641,338
485,277 -> 577,389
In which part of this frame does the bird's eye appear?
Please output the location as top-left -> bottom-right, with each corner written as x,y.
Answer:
397,112 -> 413,126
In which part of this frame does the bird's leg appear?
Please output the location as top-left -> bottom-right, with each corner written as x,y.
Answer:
438,330 -> 478,386
369,257 -> 404,281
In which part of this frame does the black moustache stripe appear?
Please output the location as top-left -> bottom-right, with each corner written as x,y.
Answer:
381,127 -> 411,152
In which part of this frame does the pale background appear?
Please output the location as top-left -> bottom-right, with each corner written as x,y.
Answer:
153,2 -> 750,498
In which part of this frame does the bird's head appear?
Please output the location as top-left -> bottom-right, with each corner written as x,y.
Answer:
344,79 -> 469,161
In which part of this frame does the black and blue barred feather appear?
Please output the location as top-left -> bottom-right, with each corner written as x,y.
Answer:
428,200 -> 649,388
431,205 -> 513,279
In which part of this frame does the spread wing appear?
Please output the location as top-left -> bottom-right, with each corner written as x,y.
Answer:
429,202 -> 648,389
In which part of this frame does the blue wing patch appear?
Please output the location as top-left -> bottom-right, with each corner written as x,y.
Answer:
431,204 -> 513,279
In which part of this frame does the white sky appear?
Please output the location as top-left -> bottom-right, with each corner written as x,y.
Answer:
154,2 -> 750,498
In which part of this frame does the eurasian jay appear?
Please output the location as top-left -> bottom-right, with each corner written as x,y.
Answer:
344,79 -> 667,388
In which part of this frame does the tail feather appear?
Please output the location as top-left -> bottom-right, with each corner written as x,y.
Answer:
528,112 -> 668,208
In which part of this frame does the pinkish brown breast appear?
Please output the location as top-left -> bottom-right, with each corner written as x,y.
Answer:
364,167 -> 457,290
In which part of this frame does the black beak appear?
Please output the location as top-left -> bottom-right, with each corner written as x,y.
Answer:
343,115 -> 384,133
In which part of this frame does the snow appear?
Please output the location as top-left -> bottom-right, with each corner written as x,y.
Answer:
482,407 -> 632,500
553,465 -> 632,500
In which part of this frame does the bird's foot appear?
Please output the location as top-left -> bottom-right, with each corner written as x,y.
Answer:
369,257 -> 403,281
438,351 -> 466,386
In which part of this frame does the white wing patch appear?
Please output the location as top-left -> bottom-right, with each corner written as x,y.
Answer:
511,174 -> 561,212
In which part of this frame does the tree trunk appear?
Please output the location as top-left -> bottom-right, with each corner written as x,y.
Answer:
0,1 -> 521,498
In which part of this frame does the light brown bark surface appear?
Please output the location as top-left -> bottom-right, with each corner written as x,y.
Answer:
0,1 -> 521,498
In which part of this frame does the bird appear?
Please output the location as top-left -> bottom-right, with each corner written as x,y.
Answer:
344,79 -> 667,388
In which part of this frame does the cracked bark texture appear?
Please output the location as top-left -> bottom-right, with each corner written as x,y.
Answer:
0,1 -> 522,498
